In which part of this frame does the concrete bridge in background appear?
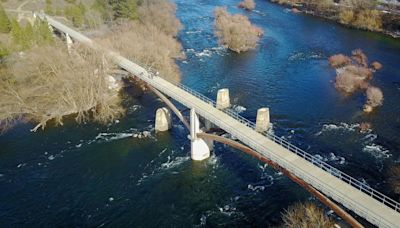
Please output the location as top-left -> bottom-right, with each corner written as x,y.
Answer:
37,14 -> 400,228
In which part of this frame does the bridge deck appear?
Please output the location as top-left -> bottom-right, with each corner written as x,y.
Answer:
42,15 -> 400,227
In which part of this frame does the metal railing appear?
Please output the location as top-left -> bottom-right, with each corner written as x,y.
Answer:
175,82 -> 400,213
39,13 -> 399,225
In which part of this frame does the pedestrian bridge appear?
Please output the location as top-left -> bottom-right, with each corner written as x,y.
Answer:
38,14 -> 400,228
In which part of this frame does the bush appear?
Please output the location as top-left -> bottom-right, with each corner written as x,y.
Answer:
353,9 -> 382,32
328,54 -> 351,68
282,202 -> 335,227
0,45 -> 123,132
98,21 -> 184,83
138,0 -> 182,37
388,166 -> 400,195
238,0 -> 256,11
10,19 -> 53,50
335,70 -> 368,93
64,4 -> 85,27
365,86 -> 383,108
371,61 -> 382,70
0,3 -> 10,33
339,9 -> 354,25
351,49 -> 368,67
214,7 -> 263,53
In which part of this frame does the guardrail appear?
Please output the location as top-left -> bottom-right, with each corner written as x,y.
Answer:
176,82 -> 400,213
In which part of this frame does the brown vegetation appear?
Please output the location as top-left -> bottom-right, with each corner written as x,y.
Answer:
98,21 -> 184,83
238,0 -> 256,11
214,7 -> 263,53
364,86 -> 383,112
371,61 -> 382,70
0,44 -> 123,132
388,165 -> 400,195
359,122 -> 371,133
328,54 -> 351,68
138,0 -> 182,37
329,49 -> 384,112
282,202 -> 336,227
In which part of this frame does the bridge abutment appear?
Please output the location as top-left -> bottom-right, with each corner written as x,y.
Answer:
216,88 -> 230,109
256,107 -> 270,132
155,107 -> 172,132
190,109 -> 211,161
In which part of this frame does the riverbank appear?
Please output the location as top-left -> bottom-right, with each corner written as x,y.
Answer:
270,0 -> 400,38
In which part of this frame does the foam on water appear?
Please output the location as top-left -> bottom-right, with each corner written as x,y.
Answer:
232,105 -> 247,114
363,144 -> 391,158
315,122 -> 360,136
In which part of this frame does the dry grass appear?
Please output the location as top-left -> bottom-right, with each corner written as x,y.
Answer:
138,0 -> 182,37
214,7 -> 263,53
328,54 -> 351,68
98,21 -> 184,83
282,202 -> 336,228
238,0 -> 256,11
0,44 -> 123,132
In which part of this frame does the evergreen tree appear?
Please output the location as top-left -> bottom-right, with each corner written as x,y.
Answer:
10,19 -> 23,47
108,0 -> 137,20
0,3 -> 11,33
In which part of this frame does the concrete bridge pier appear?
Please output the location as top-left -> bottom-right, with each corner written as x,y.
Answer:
155,107 -> 172,132
66,33 -> 73,53
216,88 -> 230,109
255,107 -> 270,132
190,109 -> 211,161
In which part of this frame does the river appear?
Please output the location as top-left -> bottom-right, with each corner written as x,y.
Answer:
1,0 -> 400,227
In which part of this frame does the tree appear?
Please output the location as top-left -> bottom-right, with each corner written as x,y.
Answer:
0,3 -> 10,33
109,0 -> 137,20
282,203 -> 336,227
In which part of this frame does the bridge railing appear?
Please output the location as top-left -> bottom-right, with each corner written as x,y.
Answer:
175,82 -> 400,213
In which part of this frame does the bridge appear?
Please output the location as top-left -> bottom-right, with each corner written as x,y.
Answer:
37,14 -> 400,227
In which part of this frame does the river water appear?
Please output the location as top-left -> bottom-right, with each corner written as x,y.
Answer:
1,0 -> 400,227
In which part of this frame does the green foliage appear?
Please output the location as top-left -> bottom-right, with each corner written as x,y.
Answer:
0,3 -> 11,33
108,0 -> 138,20
0,42 -> 9,59
64,0 -> 76,4
64,4 -> 85,27
10,19 -> 53,50
45,0 -> 54,15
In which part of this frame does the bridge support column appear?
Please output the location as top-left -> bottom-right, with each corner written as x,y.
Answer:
256,108 -> 270,133
190,109 -> 211,161
66,33 -> 73,53
216,88 -> 230,109
155,107 -> 172,132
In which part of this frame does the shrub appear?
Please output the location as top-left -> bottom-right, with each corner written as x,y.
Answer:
351,49 -> 368,67
371,61 -> 382,70
328,54 -> 351,68
282,202 -> 335,227
239,0 -> 256,11
365,86 -> 383,108
339,9 -> 354,25
0,3 -> 10,33
98,21 -> 184,83
214,7 -> 263,53
10,19 -> 53,50
353,9 -> 382,32
138,0 -> 182,37
64,4 -> 85,27
388,166 -> 400,195
0,45 -> 123,132
335,70 -> 368,93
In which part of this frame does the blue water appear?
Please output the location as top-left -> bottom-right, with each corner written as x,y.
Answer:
1,0 -> 400,226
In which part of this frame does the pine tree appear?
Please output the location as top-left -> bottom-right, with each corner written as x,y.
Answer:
0,3 -> 11,33
108,0 -> 137,20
